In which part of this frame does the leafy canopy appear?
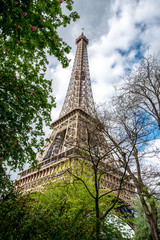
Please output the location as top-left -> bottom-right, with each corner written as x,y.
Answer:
0,0 -> 79,189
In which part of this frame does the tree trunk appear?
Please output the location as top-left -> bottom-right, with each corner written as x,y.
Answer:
95,167 -> 101,240
96,217 -> 101,240
146,214 -> 159,240
139,195 -> 159,240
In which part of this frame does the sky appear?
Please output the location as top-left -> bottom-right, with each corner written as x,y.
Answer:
46,0 -> 160,124
13,0 -> 160,178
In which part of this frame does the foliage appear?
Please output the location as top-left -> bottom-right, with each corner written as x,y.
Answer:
0,178 -> 132,240
0,189 -> 32,240
0,0 -> 79,190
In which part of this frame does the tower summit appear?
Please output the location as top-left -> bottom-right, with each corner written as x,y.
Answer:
60,33 -> 95,118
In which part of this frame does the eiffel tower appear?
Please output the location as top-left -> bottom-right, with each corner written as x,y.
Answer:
37,32 -> 96,162
18,33 -> 134,205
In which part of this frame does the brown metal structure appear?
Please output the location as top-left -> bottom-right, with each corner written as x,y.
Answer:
59,33 -> 95,118
18,33 -> 134,205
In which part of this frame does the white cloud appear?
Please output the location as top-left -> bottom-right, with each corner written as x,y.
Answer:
16,0 -> 160,174
135,0 -> 160,23
144,138 -> 160,165
42,0 -> 160,134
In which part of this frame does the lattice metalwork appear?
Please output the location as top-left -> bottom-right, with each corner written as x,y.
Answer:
36,34 -> 99,162
59,33 -> 95,118
18,34 -> 135,212
42,112 -> 78,161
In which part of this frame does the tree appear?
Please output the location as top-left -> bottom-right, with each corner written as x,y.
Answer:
97,54 -> 160,239
118,54 -> 160,129
0,187 -> 32,240
0,0 -> 79,190
64,118 -> 133,240
98,103 -> 160,240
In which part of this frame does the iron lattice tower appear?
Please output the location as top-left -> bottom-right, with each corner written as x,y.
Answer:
18,34 -> 134,207
36,33 -> 96,162
59,33 -> 95,118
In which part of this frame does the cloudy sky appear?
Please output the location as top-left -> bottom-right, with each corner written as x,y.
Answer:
45,0 -> 160,126
13,0 -> 160,177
